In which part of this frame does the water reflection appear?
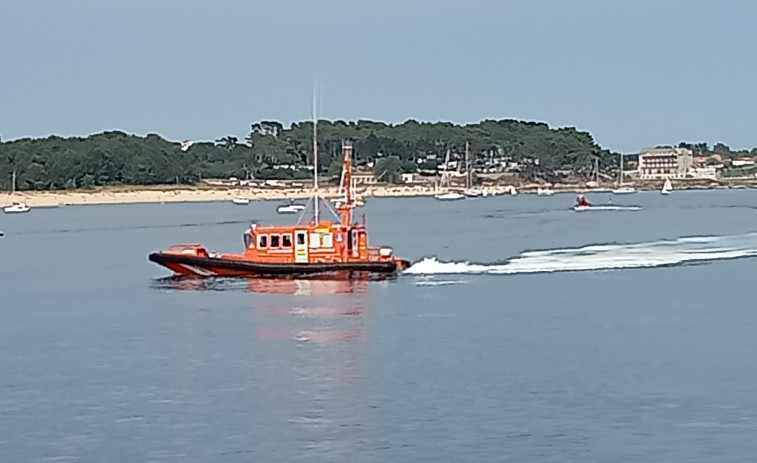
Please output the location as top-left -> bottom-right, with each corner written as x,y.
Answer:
151,273 -> 390,295
248,278 -> 373,457
151,274 -> 377,455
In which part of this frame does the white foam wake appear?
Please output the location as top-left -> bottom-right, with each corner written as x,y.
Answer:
405,233 -> 757,275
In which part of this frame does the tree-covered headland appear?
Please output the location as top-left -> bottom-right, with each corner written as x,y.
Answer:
0,119 -> 750,191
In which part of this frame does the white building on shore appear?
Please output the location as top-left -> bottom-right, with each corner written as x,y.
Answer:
636,147 -> 693,180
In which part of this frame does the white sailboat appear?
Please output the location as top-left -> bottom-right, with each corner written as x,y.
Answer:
462,142 -> 483,197
612,153 -> 636,194
661,177 -> 673,195
434,149 -> 464,200
4,171 -> 31,214
590,157 -> 612,192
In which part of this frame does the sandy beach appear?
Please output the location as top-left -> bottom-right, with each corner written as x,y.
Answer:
0,184 -> 468,207
0,179 -> 746,208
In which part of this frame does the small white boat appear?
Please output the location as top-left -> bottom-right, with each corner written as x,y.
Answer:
434,192 -> 465,201
661,178 -> 673,195
536,187 -> 554,196
612,186 -> 636,194
276,202 -> 306,214
3,202 -> 30,213
510,187 -> 518,196
231,198 -> 250,205
331,197 -> 364,208
464,188 -> 483,198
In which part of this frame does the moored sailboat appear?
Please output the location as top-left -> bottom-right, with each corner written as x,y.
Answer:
3,171 -> 31,214
612,153 -> 636,194
434,148 -> 465,200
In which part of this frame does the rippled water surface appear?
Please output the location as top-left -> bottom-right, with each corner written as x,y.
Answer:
2,190 -> 757,462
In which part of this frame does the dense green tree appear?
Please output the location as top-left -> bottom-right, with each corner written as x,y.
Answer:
6,119 -> 745,190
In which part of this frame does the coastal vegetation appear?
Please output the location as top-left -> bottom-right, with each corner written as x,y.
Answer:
0,120 -> 754,191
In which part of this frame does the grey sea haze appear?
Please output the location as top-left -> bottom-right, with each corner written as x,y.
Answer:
2,190 -> 757,462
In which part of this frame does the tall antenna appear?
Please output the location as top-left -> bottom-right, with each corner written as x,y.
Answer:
312,80 -> 319,223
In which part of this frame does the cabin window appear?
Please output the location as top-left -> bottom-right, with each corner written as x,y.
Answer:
321,233 -> 333,248
282,234 -> 292,248
296,232 -> 306,246
270,234 -> 281,248
309,233 -> 320,249
258,234 -> 268,248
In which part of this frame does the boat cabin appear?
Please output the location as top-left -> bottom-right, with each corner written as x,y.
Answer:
241,221 -> 392,264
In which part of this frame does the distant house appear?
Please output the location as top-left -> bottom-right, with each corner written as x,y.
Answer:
690,166 -> 719,180
400,173 -> 415,183
353,170 -> 378,184
637,146 -> 693,179
250,121 -> 283,137
732,158 -> 756,167
693,153 -> 723,166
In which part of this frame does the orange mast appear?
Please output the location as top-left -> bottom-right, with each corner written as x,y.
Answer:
337,141 -> 353,227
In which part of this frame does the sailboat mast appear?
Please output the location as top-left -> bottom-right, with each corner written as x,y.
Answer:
619,153 -> 624,187
595,157 -> 599,184
11,169 -> 15,195
312,90 -> 319,223
465,141 -> 470,189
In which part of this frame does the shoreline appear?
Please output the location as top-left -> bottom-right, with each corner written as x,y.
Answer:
2,182 -> 755,207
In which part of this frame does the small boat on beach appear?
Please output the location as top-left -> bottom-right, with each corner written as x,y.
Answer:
537,187 -> 554,196
149,141 -> 409,278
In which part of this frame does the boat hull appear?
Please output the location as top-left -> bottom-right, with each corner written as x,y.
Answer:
149,252 -> 409,277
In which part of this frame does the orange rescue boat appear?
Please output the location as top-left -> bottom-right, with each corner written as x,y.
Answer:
148,141 -> 410,278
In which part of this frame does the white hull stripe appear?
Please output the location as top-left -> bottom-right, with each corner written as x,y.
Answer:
179,264 -> 216,276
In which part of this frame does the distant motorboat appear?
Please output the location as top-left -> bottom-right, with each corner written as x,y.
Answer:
434,191 -> 465,201
612,186 -> 636,194
661,178 -> 673,195
331,196 -> 364,208
3,202 -> 30,213
573,204 -> 641,212
464,188 -> 483,198
231,198 -> 250,205
276,202 -> 306,214
536,187 -> 554,196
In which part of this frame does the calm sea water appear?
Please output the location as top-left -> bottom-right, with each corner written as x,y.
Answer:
2,190 -> 757,462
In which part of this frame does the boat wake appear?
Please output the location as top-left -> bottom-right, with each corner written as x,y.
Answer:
405,232 -> 757,275
573,205 -> 641,212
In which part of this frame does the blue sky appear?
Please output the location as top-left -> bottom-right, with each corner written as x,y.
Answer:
1,0 -> 755,153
